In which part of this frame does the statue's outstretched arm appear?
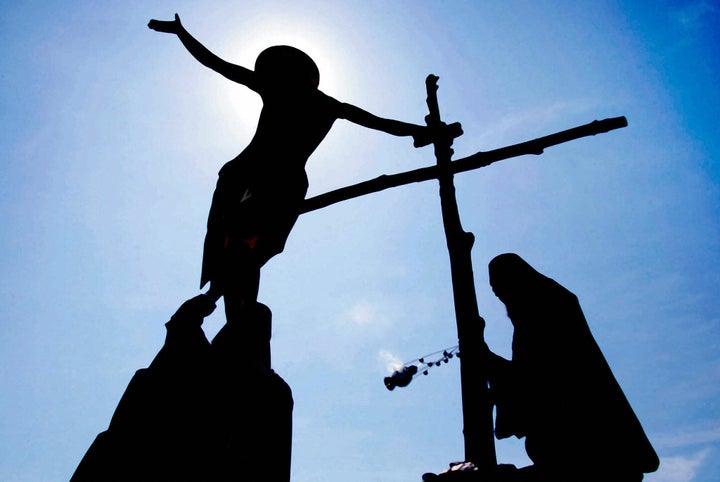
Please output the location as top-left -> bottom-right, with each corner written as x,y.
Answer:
339,102 -> 462,148
148,14 -> 258,91
339,102 -> 431,147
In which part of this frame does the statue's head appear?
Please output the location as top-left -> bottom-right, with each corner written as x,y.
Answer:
255,46 -> 319,91
488,253 -> 545,321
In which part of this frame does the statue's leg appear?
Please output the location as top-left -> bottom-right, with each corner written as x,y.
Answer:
207,234 -> 261,306
223,264 -> 261,319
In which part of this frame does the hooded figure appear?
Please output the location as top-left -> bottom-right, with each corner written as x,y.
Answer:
486,253 -> 659,482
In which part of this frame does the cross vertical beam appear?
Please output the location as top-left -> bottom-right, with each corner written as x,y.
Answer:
424,75 -> 497,472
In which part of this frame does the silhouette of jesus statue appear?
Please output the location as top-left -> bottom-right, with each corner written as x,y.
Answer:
149,14 -> 436,328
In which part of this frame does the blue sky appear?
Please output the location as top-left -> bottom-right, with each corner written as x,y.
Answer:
1,1 -> 718,481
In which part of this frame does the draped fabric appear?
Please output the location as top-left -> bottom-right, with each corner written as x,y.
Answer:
487,253 -> 659,481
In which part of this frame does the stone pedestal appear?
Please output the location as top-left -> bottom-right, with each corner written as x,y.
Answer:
71,300 -> 292,481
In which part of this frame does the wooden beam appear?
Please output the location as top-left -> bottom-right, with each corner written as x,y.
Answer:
300,116 -> 627,214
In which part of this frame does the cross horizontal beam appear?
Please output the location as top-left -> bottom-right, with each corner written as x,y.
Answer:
301,116 -> 627,214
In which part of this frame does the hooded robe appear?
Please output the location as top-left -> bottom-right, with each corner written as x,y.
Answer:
487,253 -> 659,481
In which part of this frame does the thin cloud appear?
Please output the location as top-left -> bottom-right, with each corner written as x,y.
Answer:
654,422 -> 720,450
344,301 -> 377,326
472,99 -> 600,148
652,448 -> 711,482
674,1 -> 718,30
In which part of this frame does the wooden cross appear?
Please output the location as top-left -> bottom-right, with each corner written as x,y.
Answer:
301,75 -> 627,475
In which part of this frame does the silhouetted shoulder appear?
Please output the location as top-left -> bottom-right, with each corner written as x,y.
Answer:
315,90 -> 344,115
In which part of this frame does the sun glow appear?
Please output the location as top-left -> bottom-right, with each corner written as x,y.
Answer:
229,20 -> 348,96
223,32 -> 345,137
203,12 -> 357,186
213,14 -> 350,129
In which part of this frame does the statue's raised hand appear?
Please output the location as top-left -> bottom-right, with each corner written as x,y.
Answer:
148,13 -> 182,34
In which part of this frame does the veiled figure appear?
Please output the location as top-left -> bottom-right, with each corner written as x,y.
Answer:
486,253 -> 659,481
